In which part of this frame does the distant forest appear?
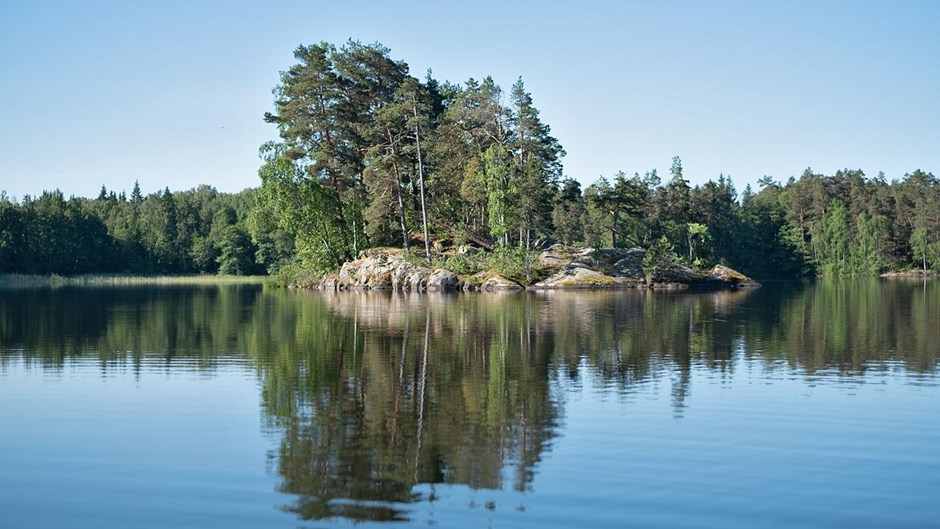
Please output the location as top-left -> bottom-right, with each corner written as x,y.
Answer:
1,41 -> 938,279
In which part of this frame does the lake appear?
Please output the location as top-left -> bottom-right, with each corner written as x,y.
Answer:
1,281 -> 938,528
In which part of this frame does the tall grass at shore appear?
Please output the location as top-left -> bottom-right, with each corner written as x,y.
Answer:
0,274 -> 267,289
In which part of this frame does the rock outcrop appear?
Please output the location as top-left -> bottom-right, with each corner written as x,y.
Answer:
464,271 -> 524,292
318,249 -> 461,292
880,270 -> 935,279
311,246 -> 759,292
532,246 -> 760,290
705,264 -> 762,288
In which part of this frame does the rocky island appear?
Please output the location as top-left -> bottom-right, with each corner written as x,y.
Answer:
301,243 -> 759,292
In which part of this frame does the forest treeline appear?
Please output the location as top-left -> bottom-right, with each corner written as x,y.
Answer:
2,40 -> 939,279
0,184 -> 290,276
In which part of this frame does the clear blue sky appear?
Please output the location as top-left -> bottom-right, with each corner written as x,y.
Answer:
1,0 -> 938,199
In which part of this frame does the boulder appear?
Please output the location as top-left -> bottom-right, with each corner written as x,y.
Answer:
319,273 -> 339,291
533,237 -> 560,251
880,269 -> 934,279
532,263 -> 638,289
475,271 -> 524,291
329,251 -> 461,292
611,249 -> 646,279
707,265 -> 761,288
660,264 -> 700,283
427,269 -> 460,291
457,244 -> 486,256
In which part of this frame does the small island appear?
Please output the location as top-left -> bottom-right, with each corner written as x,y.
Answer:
304,243 -> 759,292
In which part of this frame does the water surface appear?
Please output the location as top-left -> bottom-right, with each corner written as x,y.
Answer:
1,281 -> 938,528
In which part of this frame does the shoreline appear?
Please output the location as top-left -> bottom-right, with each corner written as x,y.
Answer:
295,246 -> 762,293
0,273 -> 267,289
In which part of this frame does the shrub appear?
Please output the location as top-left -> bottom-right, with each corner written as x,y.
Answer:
642,236 -> 679,282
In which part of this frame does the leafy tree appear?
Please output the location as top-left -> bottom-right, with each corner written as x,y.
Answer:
482,143 -> 517,245
850,212 -> 887,275
686,222 -> 710,267
552,178 -> 585,244
215,225 -> 255,275
642,235 -> 679,282
817,200 -> 849,275
510,77 -> 564,248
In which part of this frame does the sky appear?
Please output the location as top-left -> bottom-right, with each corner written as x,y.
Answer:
1,0 -> 938,199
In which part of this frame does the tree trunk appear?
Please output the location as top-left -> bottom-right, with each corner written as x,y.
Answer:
923,230 -> 928,273
317,98 -> 352,261
394,165 -> 410,252
412,97 -> 432,262
610,210 -> 618,247
387,128 -> 410,252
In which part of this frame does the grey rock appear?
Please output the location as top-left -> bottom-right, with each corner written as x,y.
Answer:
427,269 -> 459,291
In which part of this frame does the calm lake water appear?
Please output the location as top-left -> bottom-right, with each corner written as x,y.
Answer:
1,281 -> 938,528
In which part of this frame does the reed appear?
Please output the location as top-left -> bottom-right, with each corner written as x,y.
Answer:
0,274 -> 266,289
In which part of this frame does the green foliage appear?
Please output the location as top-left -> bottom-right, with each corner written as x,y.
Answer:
686,222 -> 710,266
428,252 -> 482,277
909,227 -> 940,272
255,145 -> 355,275
849,213 -> 887,275
817,200 -> 849,276
552,178 -> 586,244
0,184 -> 263,276
215,225 -> 255,275
584,172 -> 648,248
260,42 -> 566,268
485,246 -> 540,284
482,144 -> 518,242
642,236 -> 679,281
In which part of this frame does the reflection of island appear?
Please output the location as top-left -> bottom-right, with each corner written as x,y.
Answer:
2,281 -> 939,523
270,291 -> 560,522
266,288 -> 761,522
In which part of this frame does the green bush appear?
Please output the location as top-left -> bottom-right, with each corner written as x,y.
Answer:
642,236 -> 679,282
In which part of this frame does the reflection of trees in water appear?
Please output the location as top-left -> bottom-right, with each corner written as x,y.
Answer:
2,281 -> 939,522
533,290 -> 753,415
0,285 -> 263,371
268,292 -> 559,522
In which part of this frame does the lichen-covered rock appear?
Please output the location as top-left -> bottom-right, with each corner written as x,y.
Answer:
532,262 -> 639,289
880,270 -> 935,279
319,273 -> 339,291
660,264 -> 700,283
401,267 -> 430,291
531,248 -> 758,290
319,246 -> 758,293
427,269 -> 459,291
330,252 -> 462,292
537,243 -> 578,268
707,265 -> 761,288
611,249 -> 646,279
472,271 -> 524,291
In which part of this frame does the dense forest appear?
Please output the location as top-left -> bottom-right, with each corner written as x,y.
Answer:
1,40 -> 939,279
0,184 -> 290,276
